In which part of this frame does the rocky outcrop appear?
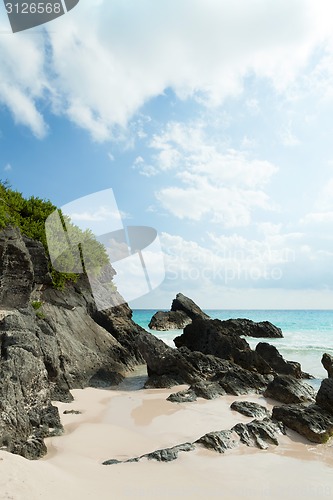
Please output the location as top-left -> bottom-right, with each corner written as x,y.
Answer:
148,293 -> 209,331
230,401 -> 270,419
103,416 -> 285,465
232,418 -> 285,450
171,293 -> 210,321
136,331 -> 270,394
264,375 -> 315,404
272,404 -> 333,444
255,343 -> 302,378
216,318 -> 283,338
167,381 -> 226,403
174,319 -> 251,361
148,310 -> 191,331
0,226 -> 146,459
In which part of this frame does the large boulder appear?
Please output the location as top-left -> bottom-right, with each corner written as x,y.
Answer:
264,375 -> 315,404
174,319 -> 250,361
316,378 -> 333,415
272,404 -> 333,443
255,342 -> 302,378
148,310 -> 191,331
171,293 -> 210,321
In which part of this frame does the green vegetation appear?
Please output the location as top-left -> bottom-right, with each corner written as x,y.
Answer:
0,181 -> 109,290
31,300 -> 43,310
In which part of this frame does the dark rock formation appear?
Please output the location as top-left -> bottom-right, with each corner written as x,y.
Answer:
316,378 -> 333,415
195,430 -> 237,453
148,293 -> 209,331
0,226 -> 146,459
264,375 -> 315,404
272,404 -> 333,444
103,443 -> 195,464
103,416 -> 285,465
171,293 -> 210,321
136,331 -> 270,394
217,318 -> 283,338
174,319 -> 250,361
321,353 -> 333,378
167,381 -> 226,403
256,343 -> 302,378
230,401 -> 270,419
233,418 -> 285,450
167,389 -> 198,403
148,310 -> 192,331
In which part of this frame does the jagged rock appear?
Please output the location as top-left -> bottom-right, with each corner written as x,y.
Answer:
272,404 -> 333,443
148,310 -> 192,331
255,343 -> 302,378
264,375 -> 315,404
321,353 -> 333,378
0,227 -> 147,459
230,401 -> 270,419
0,227 -> 34,308
167,381 -> 226,403
217,318 -> 283,338
217,368 -> 269,395
136,332 -> 270,394
167,389 -> 198,403
171,293 -> 210,321
190,381 -> 226,399
174,319 -> 251,361
316,378 -> 333,414
63,410 -> 82,415
233,349 -> 273,375
233,418 -> 285,449
195,430 -> 237,453
103,443 -> 195,465
144,443 -> 195,462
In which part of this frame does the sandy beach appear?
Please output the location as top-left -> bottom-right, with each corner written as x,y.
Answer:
0,366 -> 332,500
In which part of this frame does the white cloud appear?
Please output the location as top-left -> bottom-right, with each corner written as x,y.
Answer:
147,121 -> 278,227
2,1 -> 333,138
3,163 -> 12,172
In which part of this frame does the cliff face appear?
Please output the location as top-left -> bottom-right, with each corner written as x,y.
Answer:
0,226 -> 145,459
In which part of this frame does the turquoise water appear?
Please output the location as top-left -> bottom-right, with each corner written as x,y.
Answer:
132,309 -> 333,381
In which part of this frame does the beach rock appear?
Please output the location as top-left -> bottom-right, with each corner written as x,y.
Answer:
233,418 -> 285,449
230,401 -> 270,419
321,353 -> 333,378
171,293 -> 210,321
217,368 -> 269,395
167,389 -> 198,403
218,318 -> 283,338
316,378 -> 333,414
264,375 -> 315,404
167,381 -> 226,403
174,319 -> 250,361
255,343 -> 302,378
195,430 -> 237,453
233,349 -> 273,375
148,310 -> 192,331
103,443 -> 195,465
272,404 -> 333,443
63,410 -> 82,415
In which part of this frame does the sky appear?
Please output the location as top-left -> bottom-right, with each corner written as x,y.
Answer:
1,0 -> 333,309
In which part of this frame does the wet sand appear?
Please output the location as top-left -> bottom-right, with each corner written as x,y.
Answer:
1,368 -> 332,499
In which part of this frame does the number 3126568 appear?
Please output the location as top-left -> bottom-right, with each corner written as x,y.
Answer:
5,3 -> 62,14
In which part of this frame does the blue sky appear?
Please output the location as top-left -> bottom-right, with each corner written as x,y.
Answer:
2,0 -> 333,309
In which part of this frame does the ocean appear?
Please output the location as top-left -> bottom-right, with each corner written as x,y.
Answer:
132,309 -> 333,387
